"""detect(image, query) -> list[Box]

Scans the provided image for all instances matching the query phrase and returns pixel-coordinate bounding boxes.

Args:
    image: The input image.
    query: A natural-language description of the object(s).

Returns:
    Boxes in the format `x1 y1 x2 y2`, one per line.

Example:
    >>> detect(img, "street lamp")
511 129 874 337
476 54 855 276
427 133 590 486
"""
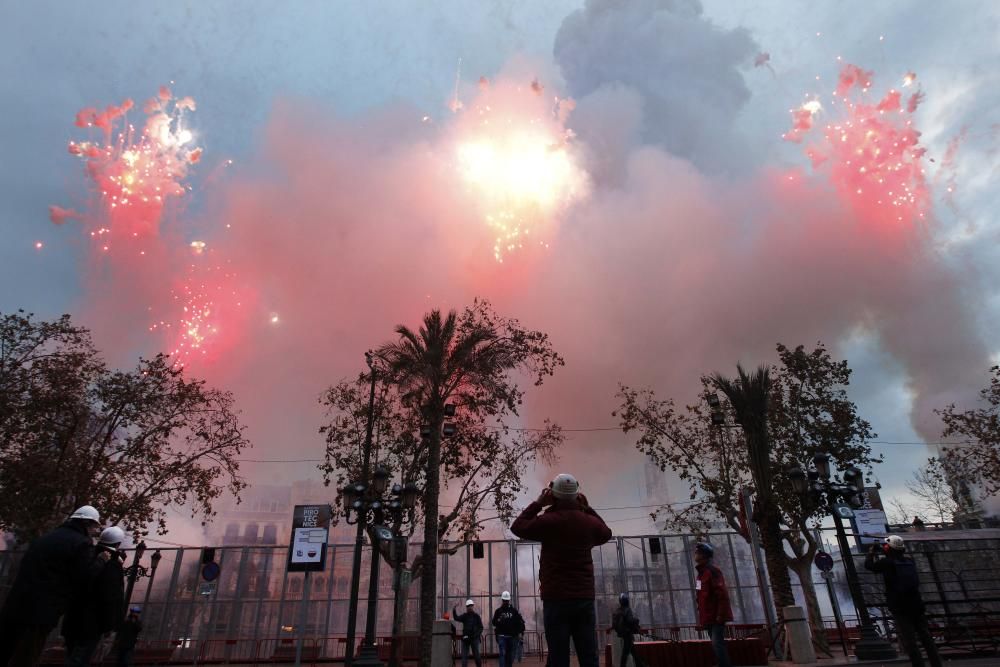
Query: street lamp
786 454 896 660
343 465 421 667
123 542 162 617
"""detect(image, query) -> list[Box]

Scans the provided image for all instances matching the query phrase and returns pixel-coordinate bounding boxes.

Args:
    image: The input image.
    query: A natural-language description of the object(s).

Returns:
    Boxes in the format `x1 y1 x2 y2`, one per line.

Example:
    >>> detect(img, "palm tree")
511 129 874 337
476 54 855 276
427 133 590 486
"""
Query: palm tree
379 305 555 665
713 364 795 625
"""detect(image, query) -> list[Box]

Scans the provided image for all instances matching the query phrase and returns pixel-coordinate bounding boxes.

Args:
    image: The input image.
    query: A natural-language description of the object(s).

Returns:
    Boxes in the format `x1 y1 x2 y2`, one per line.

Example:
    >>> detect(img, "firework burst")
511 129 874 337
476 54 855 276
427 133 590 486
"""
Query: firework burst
786 63 930 226
63 86 201 242
451 78 589 262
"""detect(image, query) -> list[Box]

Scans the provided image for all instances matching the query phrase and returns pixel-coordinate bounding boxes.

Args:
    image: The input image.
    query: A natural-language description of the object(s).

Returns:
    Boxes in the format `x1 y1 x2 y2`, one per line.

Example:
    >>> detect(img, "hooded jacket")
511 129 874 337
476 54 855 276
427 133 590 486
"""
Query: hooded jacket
0 520 96 628
510 501 612 600
491 602 525 636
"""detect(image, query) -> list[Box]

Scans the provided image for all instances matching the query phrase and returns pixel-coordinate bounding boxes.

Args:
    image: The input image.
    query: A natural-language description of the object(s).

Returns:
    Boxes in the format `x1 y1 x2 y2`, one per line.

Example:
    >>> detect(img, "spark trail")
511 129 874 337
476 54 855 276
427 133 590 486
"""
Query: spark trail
785 63 930 227
62 86 201 245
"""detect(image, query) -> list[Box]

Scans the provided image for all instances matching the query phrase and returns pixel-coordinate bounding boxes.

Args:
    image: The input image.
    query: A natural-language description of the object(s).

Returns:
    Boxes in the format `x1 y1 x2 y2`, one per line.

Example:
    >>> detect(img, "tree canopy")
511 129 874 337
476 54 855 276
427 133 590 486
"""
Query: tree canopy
0 311 250 542
937 365 1000 501
616 342 879 645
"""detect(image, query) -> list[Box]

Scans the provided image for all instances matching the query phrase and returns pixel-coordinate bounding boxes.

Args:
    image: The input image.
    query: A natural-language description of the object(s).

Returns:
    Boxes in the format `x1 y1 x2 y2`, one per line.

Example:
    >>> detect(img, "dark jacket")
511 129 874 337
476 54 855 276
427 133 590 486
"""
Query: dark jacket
0 521 96 628
695 562 734 627
865 549 924 615
491 603 525 636
510 501 612 600
612 604 641 638
62 548 125 642
117 616 143 650
452 606 484 639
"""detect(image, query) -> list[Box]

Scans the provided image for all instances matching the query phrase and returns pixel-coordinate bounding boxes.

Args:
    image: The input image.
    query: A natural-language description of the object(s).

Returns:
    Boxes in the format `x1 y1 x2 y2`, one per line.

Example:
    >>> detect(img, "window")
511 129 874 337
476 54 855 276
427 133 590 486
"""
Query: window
262 525 278 544
244 523 259 542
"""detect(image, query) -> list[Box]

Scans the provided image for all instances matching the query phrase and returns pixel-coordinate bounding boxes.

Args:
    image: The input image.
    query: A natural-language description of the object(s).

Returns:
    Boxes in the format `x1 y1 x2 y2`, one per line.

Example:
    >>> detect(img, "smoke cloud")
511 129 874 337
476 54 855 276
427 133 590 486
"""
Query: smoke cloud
50 2 991 534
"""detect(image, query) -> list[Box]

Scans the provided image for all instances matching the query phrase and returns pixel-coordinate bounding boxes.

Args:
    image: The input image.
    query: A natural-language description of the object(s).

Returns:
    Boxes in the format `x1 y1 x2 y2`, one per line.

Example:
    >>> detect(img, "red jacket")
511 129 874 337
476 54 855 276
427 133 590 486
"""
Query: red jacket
695 563 734 627
510 501 612 600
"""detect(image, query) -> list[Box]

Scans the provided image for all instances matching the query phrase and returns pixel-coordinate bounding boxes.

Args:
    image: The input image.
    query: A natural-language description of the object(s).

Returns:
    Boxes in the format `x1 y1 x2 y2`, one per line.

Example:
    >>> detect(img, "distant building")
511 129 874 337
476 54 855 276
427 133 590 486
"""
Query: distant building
204 479 355 546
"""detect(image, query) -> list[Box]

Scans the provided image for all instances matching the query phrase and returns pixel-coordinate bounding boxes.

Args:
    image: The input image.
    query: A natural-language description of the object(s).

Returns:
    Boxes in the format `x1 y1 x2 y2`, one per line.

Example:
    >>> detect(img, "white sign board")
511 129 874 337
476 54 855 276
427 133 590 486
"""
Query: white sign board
287 505 331 572
853 508 889 545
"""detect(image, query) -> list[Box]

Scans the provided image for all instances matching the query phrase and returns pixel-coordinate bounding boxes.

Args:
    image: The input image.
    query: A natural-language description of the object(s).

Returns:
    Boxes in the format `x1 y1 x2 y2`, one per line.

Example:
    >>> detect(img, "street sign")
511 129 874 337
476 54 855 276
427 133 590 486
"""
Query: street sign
832 503 855 519
853 508 889 546
287 504 331 572
198 581 217 596
201 561 221 582
814 551 834 572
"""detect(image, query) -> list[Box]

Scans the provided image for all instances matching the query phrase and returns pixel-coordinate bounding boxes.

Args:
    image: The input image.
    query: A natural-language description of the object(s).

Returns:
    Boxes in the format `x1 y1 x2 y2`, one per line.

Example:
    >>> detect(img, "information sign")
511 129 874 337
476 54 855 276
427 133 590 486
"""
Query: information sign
287 504 331 572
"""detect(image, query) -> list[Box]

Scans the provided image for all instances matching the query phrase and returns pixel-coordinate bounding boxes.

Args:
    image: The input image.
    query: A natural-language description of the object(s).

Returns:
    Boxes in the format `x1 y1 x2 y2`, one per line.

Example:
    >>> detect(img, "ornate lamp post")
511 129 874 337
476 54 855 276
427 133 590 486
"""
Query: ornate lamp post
123 542 163 616
787 453 897 660
343 467 421 667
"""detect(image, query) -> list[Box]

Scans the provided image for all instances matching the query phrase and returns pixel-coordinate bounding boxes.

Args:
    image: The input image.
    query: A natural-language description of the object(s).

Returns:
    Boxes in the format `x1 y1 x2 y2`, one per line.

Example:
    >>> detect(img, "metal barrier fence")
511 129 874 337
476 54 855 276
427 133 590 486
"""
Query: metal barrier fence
0 531 773 649
4 525 999 659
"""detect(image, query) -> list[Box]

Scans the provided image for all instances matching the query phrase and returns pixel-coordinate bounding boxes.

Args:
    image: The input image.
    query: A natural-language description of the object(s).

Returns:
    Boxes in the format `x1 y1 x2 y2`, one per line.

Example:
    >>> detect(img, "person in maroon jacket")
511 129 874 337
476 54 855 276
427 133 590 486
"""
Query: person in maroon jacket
693 542 733 667
510 473 612 667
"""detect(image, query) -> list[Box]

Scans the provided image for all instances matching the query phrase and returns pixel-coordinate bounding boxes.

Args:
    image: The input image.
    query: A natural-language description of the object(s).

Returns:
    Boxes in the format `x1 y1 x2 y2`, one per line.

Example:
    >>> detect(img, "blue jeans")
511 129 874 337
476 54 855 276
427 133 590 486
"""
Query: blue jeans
461 636 482 667
542 599 598 667
704 624 731 667
497 635 516 667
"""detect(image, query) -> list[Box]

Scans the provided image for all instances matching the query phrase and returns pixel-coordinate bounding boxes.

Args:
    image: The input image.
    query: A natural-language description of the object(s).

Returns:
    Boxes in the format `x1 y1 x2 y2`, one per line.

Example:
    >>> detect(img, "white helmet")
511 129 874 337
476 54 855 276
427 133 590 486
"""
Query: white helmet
550 473 580 500
99 526 125 546
70 506 100 523
886 535 905 551
501 591 511 601
465 599 474 607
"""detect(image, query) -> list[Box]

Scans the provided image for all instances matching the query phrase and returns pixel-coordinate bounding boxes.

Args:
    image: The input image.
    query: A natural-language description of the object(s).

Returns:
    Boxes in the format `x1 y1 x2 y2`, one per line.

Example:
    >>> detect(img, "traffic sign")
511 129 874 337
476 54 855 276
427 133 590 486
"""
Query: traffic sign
201 561 221 582
814 551 834 572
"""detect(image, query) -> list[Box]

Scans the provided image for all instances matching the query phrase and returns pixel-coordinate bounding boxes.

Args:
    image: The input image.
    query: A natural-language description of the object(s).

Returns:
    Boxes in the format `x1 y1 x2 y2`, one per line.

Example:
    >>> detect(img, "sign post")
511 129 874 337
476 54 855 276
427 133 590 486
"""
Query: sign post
851 486 888 549
287 505 331 667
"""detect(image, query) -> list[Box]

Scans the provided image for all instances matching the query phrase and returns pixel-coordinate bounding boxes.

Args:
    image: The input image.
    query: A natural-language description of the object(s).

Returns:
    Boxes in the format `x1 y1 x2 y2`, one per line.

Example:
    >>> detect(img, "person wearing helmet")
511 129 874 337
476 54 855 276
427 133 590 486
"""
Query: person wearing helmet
510 473 612 667
0 505 103 667
611 593 644 667
491 591 525 667
451 599 483 667
63 526 128 666
115 607 143 667
693 542 733 667
865 535 942 667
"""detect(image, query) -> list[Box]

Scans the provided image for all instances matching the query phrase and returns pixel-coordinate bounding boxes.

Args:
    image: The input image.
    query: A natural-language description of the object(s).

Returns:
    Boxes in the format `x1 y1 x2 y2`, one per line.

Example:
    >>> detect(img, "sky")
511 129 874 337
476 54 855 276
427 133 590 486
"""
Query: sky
1 0 998 541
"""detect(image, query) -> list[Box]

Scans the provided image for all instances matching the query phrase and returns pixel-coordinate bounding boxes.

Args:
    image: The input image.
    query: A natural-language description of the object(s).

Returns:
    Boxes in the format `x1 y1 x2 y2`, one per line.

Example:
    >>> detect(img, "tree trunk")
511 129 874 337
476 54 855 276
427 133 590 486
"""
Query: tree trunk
389 571 412 667
790 557 831 655
758 503 796 623
418 411 444 667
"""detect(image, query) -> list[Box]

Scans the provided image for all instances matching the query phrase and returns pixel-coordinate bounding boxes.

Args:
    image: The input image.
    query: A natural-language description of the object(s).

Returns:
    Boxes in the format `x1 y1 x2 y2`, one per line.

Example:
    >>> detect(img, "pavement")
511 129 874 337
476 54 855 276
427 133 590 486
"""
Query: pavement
769 655 998 667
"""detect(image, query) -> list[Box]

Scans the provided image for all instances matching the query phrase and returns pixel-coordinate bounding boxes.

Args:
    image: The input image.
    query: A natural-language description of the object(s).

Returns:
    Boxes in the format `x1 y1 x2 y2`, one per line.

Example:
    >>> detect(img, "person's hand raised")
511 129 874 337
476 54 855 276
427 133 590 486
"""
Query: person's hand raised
537 488 555 507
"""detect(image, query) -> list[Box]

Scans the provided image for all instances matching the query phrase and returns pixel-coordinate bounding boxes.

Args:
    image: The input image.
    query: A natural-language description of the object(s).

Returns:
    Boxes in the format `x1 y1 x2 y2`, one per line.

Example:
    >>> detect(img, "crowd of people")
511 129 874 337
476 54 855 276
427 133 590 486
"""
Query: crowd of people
0 480 944 667
0 505 142 667
470 473 940 667
453 472 735 667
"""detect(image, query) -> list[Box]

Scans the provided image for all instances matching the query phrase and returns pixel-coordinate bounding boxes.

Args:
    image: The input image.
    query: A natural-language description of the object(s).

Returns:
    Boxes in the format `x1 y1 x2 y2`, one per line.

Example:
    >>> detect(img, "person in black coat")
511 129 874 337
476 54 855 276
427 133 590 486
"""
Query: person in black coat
451 600 483 667
63 527 127 666
864 536 942 667
611 594 645 667
491 592 525 667
0 506 103 667
115 608 143 667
